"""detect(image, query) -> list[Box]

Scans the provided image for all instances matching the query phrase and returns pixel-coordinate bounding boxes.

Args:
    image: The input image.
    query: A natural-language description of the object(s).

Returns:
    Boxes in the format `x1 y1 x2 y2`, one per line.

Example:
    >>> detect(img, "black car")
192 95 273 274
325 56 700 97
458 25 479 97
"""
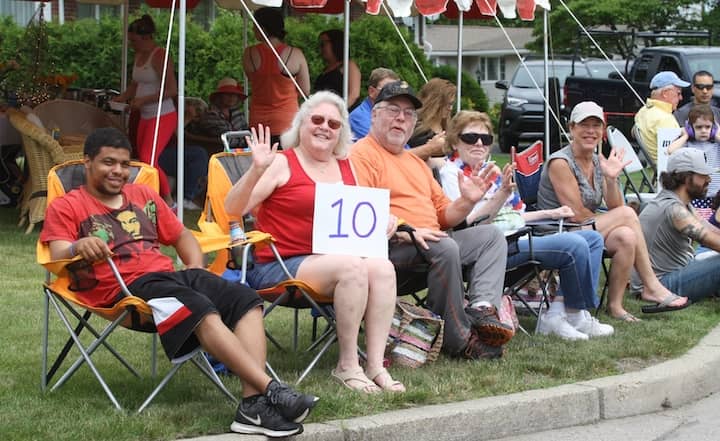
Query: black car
495 58 591 152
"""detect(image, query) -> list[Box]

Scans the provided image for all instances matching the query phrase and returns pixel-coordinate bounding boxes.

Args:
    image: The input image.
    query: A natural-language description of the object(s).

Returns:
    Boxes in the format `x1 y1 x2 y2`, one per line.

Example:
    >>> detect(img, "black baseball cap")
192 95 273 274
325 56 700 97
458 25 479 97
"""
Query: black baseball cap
374 81 423 109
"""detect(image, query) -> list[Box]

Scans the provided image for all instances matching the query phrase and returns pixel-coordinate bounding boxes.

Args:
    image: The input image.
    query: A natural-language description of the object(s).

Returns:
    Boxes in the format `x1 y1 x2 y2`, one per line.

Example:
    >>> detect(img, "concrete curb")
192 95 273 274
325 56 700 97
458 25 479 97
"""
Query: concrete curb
186 325 720 441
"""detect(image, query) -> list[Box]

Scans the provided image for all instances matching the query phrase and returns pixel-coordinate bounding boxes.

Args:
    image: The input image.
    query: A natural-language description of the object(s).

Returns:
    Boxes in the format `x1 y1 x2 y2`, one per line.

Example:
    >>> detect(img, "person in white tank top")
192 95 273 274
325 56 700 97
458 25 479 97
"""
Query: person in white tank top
113 14 177 206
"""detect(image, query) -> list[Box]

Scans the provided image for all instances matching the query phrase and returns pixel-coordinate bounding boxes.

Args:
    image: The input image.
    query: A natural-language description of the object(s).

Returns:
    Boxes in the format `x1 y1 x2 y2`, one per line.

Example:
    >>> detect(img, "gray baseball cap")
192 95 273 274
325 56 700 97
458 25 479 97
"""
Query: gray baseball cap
667 148 716 176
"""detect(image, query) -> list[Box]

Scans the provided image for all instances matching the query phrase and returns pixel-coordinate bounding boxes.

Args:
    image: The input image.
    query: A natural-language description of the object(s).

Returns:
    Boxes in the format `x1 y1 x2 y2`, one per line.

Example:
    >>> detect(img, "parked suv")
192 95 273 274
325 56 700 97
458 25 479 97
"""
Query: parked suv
495 58 591 152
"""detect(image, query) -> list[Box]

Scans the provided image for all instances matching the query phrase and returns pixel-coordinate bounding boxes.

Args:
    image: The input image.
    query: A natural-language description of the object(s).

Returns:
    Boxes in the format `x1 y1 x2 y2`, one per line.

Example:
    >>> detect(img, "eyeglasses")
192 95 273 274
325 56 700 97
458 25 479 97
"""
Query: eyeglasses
377 104 417 119
459 132 493 145
694 84 714 91
310 114 342 130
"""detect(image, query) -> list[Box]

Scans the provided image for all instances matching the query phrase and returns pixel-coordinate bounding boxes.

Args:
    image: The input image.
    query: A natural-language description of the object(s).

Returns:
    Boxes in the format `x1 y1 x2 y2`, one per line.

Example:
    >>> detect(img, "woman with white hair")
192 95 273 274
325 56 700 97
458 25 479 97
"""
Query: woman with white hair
225 91 404 394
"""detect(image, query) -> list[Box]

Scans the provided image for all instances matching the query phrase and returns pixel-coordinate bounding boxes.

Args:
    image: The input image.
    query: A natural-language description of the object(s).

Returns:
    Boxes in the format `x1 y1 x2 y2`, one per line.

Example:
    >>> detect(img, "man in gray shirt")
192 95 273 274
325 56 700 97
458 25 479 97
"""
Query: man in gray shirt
632 148 720 308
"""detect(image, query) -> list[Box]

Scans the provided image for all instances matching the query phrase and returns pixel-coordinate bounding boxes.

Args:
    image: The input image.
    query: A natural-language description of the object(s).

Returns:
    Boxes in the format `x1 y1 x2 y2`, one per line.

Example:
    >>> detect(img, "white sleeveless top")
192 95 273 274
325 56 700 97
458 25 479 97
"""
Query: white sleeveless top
132 47 175 119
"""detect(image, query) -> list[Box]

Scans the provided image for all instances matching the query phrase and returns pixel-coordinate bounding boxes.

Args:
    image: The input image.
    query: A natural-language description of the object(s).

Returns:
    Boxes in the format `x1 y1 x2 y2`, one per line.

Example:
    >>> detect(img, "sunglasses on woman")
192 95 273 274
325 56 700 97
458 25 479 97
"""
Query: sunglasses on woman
310 114 342 130
459 132 493 145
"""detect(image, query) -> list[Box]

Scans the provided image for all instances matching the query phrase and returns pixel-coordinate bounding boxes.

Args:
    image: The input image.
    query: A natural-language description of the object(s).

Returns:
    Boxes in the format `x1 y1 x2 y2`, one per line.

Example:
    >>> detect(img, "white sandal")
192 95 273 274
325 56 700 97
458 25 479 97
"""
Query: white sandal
366 367 406 393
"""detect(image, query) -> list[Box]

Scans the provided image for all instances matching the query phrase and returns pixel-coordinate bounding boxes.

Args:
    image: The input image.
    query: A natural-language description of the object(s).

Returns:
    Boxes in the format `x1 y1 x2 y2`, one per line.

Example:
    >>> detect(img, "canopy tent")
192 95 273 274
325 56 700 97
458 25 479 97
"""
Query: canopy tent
27 0 560 218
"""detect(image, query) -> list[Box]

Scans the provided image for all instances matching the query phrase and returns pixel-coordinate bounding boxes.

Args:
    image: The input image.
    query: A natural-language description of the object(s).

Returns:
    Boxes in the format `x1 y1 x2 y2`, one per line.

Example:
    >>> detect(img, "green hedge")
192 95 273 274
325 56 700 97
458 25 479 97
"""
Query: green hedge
0 11 486 110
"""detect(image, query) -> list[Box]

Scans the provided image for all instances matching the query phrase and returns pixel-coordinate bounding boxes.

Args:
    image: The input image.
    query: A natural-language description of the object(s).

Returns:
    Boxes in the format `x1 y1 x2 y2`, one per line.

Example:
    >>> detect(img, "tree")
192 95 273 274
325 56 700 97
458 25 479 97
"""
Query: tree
528 0 701 58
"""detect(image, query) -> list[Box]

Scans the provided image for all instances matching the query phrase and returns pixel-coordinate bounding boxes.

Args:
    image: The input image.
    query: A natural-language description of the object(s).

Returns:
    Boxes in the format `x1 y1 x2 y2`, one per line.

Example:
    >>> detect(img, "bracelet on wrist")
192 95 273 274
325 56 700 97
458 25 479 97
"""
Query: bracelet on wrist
69 241 77 257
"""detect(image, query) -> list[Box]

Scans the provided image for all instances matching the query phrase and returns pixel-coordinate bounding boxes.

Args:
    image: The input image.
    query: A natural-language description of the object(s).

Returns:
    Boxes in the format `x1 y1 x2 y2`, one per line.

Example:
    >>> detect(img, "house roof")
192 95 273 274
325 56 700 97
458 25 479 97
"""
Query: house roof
423 25 534 57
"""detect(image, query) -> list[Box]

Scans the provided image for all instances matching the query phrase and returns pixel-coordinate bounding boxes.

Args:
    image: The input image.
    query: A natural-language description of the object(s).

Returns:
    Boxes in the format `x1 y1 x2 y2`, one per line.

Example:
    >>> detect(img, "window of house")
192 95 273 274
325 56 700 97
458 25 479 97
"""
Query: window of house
476 57 506 82
76 3 120 19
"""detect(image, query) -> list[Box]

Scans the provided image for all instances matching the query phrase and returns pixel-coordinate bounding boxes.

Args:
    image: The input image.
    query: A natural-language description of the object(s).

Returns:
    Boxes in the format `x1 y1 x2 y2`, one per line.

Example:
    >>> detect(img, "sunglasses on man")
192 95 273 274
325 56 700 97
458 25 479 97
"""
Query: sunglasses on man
694 83 714 91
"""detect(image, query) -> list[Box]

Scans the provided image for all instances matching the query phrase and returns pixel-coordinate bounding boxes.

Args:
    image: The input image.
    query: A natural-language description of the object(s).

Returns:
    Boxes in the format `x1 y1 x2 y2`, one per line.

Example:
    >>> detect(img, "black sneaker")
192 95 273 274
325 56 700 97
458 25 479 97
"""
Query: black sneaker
231 395 303 438
265 379 319 423
465 305 515 347
462 329 504 360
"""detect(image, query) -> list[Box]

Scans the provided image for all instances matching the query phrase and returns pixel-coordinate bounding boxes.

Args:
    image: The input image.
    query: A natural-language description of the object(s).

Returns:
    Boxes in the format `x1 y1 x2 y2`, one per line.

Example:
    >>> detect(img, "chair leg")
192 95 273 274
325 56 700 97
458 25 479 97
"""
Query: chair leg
595 258 611 317
191 353 238 404
296 333 337 385
53 295 140 381
45 309 92 384
266 361 281 383
293 309 299 351
46 294 123 410
41 292 50 391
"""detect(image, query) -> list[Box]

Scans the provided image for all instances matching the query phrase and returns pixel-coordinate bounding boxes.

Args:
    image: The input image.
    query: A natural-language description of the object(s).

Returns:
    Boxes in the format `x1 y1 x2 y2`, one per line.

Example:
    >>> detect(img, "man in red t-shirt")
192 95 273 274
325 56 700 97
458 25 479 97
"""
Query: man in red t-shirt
40 127 316 438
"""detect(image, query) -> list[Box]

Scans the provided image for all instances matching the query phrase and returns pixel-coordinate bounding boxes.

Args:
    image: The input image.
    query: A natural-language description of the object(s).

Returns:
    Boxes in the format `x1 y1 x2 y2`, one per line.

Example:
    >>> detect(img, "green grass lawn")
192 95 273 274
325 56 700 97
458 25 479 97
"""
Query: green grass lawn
2 201 719 441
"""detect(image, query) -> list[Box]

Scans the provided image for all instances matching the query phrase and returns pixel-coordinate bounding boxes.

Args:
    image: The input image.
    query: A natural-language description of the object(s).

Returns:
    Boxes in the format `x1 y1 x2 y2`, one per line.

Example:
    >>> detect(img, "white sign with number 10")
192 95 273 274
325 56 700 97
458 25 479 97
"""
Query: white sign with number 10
312 183 390 258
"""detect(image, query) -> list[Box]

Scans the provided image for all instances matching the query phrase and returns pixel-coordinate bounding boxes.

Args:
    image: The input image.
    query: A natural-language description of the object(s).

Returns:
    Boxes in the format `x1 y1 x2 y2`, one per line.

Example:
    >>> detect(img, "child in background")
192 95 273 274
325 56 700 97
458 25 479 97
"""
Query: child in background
667 104 720 219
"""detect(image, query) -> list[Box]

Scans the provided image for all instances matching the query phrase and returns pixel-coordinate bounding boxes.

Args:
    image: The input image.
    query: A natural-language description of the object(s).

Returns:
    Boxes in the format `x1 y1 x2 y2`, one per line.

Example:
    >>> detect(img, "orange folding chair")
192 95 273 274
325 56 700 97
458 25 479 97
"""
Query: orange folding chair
40 160 237 411
198 151 338 384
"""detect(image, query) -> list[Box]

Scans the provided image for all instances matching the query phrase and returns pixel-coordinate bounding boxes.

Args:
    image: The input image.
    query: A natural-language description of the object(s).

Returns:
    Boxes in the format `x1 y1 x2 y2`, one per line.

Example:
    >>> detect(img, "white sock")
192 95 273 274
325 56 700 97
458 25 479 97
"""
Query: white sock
547 300 565 316
471 300 492 309
566 310 584 323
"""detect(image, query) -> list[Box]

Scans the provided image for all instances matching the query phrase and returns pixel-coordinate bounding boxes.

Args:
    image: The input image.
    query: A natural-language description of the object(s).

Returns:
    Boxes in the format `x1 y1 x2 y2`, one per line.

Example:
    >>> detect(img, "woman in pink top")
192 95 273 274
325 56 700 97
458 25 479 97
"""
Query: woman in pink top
114 15 177 205
243 7 310 147
225 92 404 394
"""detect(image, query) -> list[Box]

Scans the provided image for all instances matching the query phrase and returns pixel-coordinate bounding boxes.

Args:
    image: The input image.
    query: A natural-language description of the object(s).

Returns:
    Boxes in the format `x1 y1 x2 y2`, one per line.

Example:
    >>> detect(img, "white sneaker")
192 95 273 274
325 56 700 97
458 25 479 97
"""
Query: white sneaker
537 312 589 341
567 310 614 337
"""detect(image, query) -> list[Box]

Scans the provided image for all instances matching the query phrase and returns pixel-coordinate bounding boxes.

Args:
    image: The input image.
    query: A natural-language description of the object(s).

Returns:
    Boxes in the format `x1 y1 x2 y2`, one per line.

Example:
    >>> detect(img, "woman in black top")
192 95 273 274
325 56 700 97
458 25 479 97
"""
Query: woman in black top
314 29 360 108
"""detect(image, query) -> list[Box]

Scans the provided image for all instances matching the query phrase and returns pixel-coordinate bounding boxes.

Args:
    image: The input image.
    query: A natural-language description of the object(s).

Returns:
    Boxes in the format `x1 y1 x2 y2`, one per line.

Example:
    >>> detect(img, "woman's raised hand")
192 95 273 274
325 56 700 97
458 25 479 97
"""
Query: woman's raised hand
247 124 278 172
599 147 631 180
499 162 516 194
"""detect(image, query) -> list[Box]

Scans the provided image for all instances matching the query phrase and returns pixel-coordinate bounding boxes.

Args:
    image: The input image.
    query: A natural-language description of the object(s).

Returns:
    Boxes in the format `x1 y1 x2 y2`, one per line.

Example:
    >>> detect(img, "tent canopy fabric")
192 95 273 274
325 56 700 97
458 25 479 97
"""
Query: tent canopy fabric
75 0 549 18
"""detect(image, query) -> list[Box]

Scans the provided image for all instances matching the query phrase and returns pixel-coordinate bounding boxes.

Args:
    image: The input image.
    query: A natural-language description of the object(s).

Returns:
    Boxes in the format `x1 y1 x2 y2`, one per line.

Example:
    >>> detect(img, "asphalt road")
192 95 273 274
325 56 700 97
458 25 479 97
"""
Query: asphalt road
492 391 720 441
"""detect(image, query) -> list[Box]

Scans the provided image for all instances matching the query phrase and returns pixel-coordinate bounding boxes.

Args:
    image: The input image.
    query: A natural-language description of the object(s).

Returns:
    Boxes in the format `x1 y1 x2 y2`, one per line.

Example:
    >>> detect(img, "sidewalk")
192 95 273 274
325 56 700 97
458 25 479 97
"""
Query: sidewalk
186 325 720 441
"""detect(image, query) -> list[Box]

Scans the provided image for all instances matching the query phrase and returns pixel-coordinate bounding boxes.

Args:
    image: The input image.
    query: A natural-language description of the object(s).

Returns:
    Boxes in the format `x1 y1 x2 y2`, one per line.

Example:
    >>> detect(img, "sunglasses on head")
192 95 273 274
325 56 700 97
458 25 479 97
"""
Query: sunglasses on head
310 114 342 130
694 84 714 91
459 132 493 145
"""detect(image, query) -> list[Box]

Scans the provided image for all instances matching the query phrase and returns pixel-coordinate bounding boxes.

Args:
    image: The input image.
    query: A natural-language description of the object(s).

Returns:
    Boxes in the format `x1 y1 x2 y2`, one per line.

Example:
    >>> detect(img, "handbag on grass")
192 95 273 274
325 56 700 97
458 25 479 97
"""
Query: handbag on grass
386 300 444 368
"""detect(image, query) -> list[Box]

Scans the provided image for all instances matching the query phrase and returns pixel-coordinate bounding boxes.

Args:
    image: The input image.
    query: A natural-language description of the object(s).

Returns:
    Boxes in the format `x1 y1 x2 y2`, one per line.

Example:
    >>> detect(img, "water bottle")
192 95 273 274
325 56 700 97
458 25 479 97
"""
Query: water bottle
229 220 245 268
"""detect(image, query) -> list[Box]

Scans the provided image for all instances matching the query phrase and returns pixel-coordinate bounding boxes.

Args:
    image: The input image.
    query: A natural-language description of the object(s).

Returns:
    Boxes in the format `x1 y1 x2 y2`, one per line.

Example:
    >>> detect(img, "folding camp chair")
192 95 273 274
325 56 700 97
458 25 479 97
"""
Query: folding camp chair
40 160 237 412
513 140 544 212
631 124 660 186
198 151 338 384
512 141 599 325
607 126 657 207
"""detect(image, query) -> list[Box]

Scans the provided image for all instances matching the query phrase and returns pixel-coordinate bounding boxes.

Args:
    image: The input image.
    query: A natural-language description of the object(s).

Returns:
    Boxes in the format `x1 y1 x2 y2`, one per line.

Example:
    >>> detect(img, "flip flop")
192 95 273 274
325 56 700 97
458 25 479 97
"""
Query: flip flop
331 368 381 394
610 312 642 322
366 367 406 393
641 293 690 314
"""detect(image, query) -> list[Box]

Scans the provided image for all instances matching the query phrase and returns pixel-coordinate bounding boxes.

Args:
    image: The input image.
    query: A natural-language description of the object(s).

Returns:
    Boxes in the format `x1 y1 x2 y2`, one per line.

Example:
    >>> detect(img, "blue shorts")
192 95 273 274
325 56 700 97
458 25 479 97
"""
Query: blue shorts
245 255 307 289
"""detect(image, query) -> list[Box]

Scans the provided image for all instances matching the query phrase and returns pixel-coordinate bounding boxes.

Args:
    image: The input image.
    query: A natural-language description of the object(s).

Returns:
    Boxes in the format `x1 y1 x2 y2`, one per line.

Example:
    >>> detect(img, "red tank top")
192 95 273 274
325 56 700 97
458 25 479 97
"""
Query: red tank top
248 44 299 135
255 149 356 262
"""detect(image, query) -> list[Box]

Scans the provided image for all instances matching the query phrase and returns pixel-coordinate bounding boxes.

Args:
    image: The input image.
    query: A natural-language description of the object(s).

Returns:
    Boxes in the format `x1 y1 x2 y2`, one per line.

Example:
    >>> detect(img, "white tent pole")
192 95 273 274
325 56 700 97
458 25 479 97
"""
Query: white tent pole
121 0 128 93
177 0 187 221
343 0 350 104
58 0 65 24
456 11 463 113
543 8 550 159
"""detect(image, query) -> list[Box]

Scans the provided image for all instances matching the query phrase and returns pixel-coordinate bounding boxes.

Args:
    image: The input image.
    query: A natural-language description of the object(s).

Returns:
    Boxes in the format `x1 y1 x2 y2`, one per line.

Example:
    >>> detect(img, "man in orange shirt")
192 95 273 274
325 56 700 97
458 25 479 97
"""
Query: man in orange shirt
350 81 513 360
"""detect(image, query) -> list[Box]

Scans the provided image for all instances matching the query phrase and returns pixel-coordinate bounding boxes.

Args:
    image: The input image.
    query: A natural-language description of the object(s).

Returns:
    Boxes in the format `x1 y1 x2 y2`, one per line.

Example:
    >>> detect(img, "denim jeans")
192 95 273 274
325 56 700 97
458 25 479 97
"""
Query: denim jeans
506 229 604 310
659 253 720 303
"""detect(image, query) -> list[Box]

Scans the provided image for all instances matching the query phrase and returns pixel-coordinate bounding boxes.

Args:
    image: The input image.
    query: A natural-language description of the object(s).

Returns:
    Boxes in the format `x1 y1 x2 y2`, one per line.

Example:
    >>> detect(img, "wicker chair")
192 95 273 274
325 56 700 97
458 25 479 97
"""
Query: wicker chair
7 108 82 233
33 99 122 136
